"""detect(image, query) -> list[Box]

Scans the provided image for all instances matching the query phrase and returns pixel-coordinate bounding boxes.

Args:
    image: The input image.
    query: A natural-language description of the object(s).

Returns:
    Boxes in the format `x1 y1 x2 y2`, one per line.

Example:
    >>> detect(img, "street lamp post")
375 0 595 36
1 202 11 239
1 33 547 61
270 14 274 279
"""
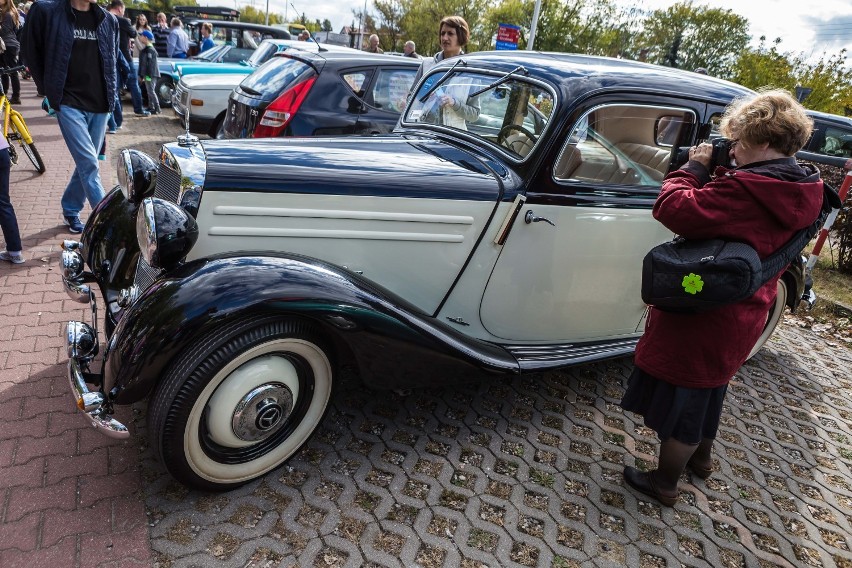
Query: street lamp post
265 0 269 25
527 0 542 50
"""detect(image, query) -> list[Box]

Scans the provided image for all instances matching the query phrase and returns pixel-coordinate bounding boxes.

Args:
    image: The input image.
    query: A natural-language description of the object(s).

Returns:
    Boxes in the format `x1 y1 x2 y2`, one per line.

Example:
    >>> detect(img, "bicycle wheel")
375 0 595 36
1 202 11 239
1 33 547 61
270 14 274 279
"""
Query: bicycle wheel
9 121 46 174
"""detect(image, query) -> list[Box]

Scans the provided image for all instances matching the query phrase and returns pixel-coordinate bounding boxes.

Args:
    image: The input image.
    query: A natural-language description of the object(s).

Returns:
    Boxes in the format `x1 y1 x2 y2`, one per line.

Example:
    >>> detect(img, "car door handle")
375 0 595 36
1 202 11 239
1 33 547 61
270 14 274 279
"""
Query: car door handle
525 210 555 227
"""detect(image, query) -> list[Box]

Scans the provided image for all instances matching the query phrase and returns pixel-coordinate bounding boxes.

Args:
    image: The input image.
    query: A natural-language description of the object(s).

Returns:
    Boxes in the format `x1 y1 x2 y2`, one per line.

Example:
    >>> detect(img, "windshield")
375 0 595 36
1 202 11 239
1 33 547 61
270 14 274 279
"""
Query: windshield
246 41 278 66
404 70 554 159
195 44 229 61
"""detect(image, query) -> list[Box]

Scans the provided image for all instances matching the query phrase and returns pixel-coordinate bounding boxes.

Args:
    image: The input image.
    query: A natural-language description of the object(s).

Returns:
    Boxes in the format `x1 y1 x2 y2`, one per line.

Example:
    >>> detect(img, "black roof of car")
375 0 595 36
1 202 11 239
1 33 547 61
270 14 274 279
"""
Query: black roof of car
807 109 852 127
184 19 292 37
420 51 754 105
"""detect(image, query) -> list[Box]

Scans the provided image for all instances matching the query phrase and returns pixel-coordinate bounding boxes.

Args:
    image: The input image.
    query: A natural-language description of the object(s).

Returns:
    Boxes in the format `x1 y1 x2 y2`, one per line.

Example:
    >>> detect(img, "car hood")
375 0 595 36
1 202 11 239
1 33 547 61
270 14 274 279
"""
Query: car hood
181 73 247 90
176 62 253 77
199 136 517 201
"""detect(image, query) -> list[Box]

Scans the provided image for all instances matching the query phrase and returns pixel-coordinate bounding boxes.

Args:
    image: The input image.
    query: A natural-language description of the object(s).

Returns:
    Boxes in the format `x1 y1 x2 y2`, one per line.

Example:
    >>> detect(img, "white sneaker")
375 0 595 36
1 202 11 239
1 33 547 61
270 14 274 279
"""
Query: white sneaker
0 251 25 264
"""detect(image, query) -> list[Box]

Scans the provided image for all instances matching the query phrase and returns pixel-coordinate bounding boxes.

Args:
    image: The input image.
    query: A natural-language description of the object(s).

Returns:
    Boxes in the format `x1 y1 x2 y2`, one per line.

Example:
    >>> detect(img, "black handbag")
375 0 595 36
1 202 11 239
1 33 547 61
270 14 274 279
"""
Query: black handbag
641 184 839 313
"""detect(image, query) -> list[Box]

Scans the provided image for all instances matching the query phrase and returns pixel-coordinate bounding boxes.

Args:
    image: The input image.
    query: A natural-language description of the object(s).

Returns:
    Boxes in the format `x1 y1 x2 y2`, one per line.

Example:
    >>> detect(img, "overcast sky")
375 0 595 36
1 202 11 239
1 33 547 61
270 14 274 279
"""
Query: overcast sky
206 0 852 59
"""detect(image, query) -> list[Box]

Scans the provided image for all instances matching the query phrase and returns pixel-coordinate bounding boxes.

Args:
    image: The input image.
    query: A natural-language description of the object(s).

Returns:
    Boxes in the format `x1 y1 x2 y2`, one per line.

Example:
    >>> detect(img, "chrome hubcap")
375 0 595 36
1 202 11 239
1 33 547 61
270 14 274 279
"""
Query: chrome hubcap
231 384 293 442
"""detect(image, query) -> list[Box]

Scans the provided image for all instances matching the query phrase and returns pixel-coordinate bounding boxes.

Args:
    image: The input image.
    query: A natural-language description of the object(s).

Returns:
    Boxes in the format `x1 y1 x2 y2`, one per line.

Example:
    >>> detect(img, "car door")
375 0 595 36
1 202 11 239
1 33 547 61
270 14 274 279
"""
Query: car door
355 66 418 134
479 98 705 342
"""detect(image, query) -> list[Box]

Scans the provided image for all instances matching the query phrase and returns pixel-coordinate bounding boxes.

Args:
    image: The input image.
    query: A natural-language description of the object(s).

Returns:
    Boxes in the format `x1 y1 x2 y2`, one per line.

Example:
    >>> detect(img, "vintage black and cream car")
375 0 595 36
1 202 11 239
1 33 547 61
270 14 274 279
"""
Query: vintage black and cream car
60 52 811 490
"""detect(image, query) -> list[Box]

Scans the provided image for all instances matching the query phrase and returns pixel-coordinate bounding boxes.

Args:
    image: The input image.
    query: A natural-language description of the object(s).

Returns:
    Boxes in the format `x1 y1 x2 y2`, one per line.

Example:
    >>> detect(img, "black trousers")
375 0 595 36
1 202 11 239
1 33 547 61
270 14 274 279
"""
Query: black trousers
1 47 20 100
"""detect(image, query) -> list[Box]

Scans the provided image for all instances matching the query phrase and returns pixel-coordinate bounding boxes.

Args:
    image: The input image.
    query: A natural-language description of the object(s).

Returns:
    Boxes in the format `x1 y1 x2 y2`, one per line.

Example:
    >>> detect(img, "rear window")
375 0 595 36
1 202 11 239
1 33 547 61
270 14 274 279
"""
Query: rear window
246 42 279 66
240 56 315 95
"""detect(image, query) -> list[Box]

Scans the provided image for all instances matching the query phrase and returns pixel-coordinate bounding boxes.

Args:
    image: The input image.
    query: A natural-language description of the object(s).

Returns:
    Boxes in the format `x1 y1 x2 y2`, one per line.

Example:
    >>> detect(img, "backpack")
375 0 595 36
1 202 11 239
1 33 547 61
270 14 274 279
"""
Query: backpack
641 184 840 313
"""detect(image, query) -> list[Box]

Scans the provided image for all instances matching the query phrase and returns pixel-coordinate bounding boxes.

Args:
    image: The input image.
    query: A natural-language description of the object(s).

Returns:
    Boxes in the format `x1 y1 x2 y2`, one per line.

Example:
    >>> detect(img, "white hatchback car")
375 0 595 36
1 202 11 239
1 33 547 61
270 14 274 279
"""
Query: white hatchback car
172 73 246 138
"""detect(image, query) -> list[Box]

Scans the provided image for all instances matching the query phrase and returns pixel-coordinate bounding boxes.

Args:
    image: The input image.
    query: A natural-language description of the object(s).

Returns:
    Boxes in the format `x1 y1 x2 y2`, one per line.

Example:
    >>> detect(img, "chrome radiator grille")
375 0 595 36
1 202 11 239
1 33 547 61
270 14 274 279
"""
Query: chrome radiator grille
154 162 182 203
174 83 188 113
132 163 182 292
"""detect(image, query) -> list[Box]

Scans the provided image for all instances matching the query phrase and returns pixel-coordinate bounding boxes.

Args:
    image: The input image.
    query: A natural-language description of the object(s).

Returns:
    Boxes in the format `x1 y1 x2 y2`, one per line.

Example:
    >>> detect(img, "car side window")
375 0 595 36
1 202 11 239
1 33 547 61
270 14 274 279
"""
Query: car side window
553 104 695 188
369 69 416 113
341 71 371 98
815 125 852 157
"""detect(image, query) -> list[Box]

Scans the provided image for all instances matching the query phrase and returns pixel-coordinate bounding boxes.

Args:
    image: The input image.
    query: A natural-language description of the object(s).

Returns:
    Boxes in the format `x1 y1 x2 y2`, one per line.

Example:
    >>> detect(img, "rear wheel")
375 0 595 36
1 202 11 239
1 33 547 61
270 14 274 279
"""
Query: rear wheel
747 279 788 360
148 317 334 490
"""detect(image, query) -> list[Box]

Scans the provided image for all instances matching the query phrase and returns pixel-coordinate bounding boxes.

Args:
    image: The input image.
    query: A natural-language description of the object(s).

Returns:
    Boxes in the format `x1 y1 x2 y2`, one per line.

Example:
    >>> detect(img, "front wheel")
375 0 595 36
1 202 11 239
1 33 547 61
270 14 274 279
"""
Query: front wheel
747 279 788 360
155 76 175 108
148 317 334 490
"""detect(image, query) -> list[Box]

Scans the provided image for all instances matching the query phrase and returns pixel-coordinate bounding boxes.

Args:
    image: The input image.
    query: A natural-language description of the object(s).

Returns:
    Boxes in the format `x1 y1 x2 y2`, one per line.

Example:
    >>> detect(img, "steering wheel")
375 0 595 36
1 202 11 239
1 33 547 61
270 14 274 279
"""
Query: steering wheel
497 124 538 156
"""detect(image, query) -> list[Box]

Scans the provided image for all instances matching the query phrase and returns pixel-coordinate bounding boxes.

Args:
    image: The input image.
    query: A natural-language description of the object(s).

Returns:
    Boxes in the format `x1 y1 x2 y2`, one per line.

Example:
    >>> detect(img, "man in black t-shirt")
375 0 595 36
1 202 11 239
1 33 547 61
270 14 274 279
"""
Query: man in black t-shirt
21 0 120 233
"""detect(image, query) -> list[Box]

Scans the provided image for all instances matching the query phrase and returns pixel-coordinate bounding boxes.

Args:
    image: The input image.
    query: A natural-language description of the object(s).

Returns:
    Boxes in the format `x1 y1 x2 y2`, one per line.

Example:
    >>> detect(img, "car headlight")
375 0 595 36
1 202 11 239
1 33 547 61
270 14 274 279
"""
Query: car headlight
117 149 158 204
136 197 199 270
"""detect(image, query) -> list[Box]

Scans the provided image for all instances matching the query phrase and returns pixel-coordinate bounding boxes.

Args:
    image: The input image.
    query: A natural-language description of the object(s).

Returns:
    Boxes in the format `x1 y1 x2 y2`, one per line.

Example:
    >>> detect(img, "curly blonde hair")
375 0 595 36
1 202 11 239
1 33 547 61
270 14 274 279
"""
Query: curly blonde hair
719 89 813 156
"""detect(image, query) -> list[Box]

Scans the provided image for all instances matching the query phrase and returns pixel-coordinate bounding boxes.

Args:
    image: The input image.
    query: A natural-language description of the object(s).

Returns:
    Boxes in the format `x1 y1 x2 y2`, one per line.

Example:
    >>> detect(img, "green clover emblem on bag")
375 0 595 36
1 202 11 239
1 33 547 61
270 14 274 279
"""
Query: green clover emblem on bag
682 273 704 295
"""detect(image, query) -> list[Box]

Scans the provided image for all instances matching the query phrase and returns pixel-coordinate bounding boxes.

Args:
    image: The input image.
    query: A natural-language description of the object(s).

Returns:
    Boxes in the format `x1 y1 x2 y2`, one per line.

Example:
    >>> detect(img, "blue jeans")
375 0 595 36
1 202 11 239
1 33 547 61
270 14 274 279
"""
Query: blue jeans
0 148 21 252
124 60 145 113
56 106 109 217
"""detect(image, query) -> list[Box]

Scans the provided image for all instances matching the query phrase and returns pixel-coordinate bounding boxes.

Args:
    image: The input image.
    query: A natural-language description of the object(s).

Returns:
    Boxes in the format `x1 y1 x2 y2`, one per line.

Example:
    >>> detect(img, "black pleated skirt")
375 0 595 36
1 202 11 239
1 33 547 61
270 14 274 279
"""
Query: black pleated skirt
620 367 728 444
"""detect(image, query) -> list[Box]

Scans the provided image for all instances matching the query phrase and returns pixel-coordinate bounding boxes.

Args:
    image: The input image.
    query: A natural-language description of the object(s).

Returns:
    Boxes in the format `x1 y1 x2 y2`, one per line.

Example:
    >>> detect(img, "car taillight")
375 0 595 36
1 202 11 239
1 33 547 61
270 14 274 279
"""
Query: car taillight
253 76 317 138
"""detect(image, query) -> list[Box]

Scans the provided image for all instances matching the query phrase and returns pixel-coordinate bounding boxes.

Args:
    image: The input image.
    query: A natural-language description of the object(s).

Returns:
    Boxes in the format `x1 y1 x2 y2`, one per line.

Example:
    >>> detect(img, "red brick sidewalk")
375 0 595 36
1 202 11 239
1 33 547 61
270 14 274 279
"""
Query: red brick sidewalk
0 80 152 567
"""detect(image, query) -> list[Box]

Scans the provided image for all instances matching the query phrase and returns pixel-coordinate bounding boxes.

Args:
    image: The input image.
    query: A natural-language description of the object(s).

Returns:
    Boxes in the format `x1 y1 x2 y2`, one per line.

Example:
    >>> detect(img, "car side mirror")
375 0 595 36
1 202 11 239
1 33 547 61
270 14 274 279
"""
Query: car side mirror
347 96 364 113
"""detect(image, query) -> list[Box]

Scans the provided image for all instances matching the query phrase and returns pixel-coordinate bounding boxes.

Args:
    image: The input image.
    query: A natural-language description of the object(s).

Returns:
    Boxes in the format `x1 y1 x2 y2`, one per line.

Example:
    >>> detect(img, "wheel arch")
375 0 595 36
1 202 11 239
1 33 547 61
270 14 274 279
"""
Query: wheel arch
105 253 517 404
208 110 227 139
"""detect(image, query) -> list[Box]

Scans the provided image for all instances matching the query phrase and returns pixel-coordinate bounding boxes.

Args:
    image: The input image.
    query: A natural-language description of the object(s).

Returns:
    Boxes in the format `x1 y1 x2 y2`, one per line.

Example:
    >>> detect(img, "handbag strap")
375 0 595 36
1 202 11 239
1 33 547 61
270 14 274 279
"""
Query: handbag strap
759 183 839 283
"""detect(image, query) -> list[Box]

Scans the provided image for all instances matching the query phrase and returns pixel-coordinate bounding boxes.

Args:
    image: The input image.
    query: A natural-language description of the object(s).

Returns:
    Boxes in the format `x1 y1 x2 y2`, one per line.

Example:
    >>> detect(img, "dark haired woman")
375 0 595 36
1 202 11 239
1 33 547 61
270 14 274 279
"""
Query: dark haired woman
0 0 21 104
410 16 478 128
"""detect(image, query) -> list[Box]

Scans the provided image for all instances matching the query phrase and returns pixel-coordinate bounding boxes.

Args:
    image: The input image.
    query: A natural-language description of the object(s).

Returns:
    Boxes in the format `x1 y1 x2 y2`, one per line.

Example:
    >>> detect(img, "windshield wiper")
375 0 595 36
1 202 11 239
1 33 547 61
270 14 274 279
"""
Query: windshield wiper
469 66 529 99
418 58 467 103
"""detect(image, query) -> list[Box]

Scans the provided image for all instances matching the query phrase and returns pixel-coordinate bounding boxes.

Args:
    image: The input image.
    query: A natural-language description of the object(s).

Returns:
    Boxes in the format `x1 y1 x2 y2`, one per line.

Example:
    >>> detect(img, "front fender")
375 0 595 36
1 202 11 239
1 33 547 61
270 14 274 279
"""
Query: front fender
106 253 519 403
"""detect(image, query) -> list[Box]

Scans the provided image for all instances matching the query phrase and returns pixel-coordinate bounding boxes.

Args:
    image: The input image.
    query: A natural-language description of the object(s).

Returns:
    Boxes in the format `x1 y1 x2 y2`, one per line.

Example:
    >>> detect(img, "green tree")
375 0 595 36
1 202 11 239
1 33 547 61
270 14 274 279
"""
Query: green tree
322 19 333 32
398 0 487 55
635 1 749 76
374 0 405 52
729 37 796 89
791 50 852 115
238 5 281 24
143 0 198 16
730 39 852 115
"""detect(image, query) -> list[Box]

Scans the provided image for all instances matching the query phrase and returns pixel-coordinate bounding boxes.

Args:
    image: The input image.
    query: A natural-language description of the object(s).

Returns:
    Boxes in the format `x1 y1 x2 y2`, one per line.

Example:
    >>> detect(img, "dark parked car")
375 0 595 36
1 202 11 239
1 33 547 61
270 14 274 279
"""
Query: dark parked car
61 52 812 490
799 110 852 175
223 50 419 138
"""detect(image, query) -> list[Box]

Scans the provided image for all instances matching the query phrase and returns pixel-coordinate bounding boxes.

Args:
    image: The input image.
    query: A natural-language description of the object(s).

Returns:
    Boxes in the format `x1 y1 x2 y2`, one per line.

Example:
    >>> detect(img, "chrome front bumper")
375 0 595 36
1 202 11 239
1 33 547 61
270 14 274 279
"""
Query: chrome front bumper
61 241 129 439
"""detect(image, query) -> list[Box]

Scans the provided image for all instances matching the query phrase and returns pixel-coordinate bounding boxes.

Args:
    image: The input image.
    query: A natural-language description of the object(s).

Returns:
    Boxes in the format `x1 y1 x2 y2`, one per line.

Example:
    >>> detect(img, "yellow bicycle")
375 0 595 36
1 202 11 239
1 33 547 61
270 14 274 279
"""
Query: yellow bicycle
1 65 45 174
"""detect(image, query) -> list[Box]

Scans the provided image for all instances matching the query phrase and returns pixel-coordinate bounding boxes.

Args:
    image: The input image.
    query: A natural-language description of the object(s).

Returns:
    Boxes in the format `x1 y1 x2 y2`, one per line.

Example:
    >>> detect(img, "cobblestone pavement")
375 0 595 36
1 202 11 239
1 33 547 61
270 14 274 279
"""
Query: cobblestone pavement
2 78 852 568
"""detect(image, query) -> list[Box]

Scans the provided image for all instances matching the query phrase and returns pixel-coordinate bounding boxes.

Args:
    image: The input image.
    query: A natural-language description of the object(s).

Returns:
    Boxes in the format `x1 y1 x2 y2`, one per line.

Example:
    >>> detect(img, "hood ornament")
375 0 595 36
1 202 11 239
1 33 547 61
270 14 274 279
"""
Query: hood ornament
177 85 199 147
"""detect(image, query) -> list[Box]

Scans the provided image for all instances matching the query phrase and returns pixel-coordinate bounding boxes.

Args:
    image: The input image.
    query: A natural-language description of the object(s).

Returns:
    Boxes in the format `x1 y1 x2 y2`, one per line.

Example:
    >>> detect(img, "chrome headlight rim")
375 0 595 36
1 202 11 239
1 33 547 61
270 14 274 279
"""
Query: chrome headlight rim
118 149 134 201
136 197 199 270
137 198 158 267
118 149 158 204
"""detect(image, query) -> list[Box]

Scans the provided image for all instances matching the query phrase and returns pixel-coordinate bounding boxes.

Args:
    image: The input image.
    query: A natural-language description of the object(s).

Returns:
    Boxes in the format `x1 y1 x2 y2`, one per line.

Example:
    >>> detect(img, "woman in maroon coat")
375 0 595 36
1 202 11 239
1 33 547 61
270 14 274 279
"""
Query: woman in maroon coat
621 89 825 506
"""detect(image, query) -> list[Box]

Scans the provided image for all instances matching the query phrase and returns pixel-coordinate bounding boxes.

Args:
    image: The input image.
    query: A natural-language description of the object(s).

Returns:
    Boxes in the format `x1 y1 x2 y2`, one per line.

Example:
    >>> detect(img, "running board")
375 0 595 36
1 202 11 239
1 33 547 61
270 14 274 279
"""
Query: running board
505 337 638 372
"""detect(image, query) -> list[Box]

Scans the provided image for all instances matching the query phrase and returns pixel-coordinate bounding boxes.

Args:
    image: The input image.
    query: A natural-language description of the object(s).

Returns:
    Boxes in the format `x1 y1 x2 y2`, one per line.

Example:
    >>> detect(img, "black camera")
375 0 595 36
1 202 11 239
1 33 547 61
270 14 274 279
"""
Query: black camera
672 137 735 170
